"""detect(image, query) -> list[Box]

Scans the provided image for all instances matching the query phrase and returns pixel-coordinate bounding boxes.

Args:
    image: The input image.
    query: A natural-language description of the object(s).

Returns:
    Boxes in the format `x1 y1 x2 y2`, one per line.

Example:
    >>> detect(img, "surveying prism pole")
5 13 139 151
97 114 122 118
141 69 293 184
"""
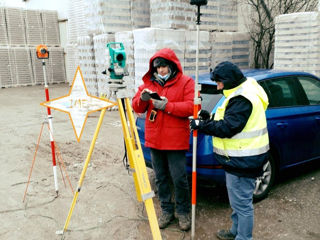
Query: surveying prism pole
36 45 59 194
190 1 207 239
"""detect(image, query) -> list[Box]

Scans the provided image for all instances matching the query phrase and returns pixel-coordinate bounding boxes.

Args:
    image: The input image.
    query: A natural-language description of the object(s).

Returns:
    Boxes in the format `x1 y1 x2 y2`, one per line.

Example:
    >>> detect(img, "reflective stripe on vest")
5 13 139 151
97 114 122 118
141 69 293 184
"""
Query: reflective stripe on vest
213 78 269 157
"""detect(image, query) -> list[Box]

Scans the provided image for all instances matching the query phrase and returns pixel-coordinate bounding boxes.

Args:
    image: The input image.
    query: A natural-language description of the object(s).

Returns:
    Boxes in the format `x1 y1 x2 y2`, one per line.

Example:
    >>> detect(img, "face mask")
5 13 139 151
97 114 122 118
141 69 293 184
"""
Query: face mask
158 73 170 81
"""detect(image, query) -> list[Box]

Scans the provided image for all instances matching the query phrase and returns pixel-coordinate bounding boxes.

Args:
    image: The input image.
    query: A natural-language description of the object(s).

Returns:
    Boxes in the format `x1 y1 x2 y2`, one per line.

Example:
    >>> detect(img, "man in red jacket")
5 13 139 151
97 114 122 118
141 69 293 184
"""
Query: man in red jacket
132 48 194 231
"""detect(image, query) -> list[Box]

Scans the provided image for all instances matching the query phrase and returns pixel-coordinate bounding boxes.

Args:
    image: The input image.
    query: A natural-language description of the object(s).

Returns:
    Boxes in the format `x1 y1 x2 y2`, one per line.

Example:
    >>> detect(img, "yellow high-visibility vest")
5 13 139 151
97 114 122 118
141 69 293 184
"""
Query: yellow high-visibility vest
213 77 269 157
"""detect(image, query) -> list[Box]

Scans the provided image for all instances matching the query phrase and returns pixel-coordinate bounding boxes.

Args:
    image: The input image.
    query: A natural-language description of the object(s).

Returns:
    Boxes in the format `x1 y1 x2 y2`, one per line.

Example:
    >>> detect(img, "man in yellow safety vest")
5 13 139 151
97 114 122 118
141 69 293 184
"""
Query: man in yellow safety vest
190 61 269 240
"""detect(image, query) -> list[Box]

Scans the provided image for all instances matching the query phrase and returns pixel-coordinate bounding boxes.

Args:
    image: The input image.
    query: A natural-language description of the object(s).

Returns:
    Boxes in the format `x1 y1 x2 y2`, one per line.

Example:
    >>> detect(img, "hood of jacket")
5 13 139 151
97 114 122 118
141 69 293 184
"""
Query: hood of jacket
210 61 246 90
142 48 183 84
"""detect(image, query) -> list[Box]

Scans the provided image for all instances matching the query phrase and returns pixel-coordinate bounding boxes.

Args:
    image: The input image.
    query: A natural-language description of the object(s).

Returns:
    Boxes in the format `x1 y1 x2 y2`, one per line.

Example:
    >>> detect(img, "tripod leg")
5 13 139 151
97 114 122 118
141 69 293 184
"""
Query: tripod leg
57 108 106 237
118 98 162 240
23 123 45 202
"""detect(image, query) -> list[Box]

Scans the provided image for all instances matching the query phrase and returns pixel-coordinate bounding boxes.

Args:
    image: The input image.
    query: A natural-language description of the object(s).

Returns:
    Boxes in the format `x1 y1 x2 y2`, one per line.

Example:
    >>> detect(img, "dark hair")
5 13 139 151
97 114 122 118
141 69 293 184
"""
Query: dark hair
153 57 170 68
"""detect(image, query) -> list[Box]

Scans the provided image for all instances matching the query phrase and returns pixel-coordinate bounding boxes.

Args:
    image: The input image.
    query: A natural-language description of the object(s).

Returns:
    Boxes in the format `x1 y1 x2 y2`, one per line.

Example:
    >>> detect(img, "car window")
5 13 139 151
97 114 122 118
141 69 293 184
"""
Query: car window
297 76 320 105
259 77 299 108
200 84 223 112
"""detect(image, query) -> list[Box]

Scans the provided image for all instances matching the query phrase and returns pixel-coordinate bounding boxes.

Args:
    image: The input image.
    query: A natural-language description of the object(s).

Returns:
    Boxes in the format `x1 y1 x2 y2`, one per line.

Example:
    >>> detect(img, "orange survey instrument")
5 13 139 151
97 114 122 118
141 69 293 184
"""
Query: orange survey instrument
36 44 49 59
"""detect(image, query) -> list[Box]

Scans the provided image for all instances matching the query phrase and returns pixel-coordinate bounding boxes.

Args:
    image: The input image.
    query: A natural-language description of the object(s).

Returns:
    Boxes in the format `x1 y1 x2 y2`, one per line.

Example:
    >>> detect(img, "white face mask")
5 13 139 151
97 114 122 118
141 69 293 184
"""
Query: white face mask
158 73 170 81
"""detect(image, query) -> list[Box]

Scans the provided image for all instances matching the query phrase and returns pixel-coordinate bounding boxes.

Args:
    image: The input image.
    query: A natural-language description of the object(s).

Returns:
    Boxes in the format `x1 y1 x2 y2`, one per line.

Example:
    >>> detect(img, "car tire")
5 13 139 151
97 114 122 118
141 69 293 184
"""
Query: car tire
253 154 276 201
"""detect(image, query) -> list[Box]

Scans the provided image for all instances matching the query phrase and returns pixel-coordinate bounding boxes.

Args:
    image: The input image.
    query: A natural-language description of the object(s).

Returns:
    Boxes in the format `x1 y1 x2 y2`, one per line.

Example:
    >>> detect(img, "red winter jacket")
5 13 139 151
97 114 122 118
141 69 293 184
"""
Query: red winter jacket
132 48 194 150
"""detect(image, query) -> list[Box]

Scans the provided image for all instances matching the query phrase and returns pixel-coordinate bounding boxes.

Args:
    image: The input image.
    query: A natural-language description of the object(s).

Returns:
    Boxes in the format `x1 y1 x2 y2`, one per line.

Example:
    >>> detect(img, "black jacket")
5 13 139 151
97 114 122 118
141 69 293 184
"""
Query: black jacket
198 62 268 178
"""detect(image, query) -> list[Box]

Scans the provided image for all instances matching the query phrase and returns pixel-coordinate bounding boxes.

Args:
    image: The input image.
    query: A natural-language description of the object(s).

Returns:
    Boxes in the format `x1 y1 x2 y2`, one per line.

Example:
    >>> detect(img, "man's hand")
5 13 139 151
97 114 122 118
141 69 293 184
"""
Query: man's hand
152 97 168 110
140 89 152 101
190 118 203 130
198 109 211 120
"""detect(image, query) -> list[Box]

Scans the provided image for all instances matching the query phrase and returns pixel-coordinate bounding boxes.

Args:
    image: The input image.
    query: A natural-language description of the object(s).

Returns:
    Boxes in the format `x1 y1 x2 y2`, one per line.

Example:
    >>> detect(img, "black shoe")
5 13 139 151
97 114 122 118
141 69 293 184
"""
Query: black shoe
177 214 191 231
217 229 235 240
158 212 174 229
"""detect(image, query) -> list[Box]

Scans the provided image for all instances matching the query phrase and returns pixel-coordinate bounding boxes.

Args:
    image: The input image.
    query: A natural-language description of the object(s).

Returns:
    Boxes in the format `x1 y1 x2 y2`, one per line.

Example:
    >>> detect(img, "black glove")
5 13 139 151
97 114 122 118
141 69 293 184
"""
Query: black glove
198 109 211 120
190 119 204 130
140 89 152 101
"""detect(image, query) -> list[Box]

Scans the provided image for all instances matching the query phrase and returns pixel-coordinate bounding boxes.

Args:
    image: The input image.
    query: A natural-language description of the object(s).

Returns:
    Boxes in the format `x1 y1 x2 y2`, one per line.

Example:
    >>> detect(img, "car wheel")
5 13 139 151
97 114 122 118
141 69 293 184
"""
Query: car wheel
253 155 276 201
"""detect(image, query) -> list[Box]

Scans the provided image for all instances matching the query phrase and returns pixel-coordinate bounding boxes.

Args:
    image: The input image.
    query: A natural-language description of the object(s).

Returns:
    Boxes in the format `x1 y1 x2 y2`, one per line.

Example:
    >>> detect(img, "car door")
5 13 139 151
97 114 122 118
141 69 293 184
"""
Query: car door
259 75 319 168
296 76 320 159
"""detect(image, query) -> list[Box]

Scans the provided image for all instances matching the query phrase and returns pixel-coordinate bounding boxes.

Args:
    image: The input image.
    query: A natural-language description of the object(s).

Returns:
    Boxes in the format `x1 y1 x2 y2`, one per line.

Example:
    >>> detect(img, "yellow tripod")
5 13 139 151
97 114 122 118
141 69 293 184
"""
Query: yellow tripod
57 97 162 239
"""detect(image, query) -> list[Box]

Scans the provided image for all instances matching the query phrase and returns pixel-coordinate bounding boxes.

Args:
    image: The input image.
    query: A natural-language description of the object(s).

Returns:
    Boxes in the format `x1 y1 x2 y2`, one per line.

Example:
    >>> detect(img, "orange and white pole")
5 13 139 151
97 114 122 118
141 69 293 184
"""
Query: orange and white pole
42 58 59 194
191 20 200 239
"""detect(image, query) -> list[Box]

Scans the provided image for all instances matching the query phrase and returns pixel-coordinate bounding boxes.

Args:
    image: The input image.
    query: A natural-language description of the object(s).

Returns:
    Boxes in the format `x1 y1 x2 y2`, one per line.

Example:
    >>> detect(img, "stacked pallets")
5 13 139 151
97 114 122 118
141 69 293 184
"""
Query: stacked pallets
0 7 66 88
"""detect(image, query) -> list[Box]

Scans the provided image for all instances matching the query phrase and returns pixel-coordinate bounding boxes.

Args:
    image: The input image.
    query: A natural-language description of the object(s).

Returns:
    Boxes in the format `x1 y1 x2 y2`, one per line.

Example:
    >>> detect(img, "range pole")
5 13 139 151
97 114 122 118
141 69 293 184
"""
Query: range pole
37 45 59 194
190 1 207 239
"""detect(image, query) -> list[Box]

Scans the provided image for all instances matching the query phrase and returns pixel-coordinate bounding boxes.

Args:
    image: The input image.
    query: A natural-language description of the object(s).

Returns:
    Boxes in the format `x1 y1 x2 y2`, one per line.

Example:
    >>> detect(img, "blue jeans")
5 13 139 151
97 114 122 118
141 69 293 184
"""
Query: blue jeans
226 172 255 240
150 148 190 215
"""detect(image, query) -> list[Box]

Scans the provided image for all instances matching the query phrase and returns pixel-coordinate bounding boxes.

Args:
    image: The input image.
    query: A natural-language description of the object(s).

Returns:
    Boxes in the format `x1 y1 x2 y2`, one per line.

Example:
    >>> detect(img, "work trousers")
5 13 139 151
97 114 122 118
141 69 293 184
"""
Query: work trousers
226 172 255 240
150 148 190 215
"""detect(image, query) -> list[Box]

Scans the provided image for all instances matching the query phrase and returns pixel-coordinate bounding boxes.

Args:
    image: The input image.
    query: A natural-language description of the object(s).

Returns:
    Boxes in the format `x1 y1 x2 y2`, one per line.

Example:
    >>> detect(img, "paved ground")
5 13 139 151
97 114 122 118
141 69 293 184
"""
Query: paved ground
0 83 319 240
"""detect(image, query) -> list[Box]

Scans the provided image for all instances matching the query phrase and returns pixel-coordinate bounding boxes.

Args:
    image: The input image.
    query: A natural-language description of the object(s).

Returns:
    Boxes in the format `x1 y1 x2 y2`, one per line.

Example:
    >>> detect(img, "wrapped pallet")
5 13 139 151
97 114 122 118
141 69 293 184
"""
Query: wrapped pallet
184 30 211 76
274 12 320 77
41 10 60 46
5 8 26 46
0 8 8 45
77 36 98 96
10 47 33 86
211 32 250 69
85 0 131 35
0 47 13 87
133 27 185 88
67 0 87 43
200 0 237 32
231 32 250 69
150 0 195 30
48 47 67 84
66 43 79 85
24 9 44 46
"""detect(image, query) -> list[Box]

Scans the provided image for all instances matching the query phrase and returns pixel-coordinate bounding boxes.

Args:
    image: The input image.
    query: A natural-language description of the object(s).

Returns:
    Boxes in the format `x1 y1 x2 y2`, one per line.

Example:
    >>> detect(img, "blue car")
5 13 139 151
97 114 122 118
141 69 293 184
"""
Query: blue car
136 69 320 200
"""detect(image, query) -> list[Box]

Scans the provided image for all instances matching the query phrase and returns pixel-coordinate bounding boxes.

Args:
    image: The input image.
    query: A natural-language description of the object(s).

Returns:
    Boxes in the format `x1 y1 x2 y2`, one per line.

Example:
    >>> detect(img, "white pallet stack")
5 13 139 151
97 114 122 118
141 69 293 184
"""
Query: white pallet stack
93 33 115 98
211 32 233 69
67 0 86 43
66 43 79 84
200 0 237 32
131 0 150 28
150 0 195 30
42 10 60 46
0 8 8 45
217 0 238 32
5 8 26 46
10 47 33 86
25 9 44 46
85 0 132 35
231 32 250 69
211 32 250 69
0 47 13 87
48 47 66 84
77 36 98 96
184 30 211 76
274 12 320 76
133 28 185 89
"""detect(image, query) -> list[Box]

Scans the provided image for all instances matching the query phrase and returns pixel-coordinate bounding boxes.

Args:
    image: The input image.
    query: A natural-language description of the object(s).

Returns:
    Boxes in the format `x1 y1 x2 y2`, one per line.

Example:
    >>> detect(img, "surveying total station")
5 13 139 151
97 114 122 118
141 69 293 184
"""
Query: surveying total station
107 42 162 239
